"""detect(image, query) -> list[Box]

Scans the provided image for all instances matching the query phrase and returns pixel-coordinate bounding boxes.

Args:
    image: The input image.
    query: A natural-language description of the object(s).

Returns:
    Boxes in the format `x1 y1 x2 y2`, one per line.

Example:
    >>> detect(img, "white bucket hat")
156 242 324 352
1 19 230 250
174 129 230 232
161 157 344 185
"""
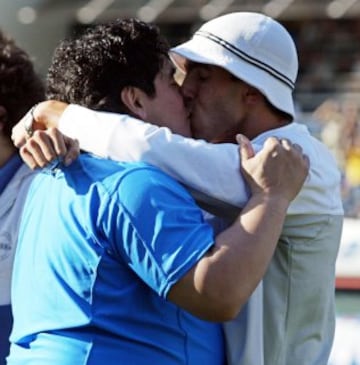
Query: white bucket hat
170 12 298 119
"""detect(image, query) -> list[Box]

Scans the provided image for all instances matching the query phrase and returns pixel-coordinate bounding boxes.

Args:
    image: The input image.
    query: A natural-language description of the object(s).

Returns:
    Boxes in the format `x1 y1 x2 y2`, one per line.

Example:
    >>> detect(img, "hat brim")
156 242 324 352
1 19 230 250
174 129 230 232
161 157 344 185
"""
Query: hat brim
170 35 295 119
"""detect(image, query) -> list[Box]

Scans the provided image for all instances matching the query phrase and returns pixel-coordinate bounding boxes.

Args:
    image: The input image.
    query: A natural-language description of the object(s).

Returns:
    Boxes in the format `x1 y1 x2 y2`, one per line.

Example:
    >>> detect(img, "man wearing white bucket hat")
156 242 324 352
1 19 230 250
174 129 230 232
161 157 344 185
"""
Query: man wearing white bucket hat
170 12 297 141
12 12 343 365
171 14 342 365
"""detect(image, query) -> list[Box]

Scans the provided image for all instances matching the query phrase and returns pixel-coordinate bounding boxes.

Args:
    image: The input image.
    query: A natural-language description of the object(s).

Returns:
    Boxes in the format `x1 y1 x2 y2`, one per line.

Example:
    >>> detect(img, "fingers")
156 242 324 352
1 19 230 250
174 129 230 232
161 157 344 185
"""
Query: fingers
279 138 292 151
263 137 305 159
19 131 56 169
236 133 255 160
18 129 79 169
292 142 302 153
243 135 309 201
302 153 310 170
277 139 309 170
63 136 80 166
46 128 67 156
291 142 309 168
20 143 48 170
19 146 40 170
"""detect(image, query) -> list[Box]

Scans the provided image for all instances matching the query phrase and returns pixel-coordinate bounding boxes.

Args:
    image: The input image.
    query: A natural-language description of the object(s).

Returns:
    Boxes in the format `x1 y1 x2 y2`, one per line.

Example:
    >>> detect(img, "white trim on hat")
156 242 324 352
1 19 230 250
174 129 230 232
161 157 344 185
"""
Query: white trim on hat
195 30 295 91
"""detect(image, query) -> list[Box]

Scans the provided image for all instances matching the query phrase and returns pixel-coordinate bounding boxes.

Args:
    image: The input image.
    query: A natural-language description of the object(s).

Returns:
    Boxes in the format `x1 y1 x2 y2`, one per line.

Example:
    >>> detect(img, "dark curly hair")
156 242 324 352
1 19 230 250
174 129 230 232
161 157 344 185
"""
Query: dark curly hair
0 30 45 138
46 18 170 114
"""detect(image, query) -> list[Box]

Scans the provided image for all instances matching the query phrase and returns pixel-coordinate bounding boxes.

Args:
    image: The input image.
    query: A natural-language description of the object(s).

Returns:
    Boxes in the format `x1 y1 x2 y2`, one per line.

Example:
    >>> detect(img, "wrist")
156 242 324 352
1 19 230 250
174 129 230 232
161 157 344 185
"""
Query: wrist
32 100 69 130
251 191 291 213
23 104 40 137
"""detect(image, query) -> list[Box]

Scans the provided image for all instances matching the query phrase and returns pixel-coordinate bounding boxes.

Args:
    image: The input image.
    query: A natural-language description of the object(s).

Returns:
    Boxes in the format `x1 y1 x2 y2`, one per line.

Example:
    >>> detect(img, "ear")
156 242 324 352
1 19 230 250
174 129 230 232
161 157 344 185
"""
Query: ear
120 86 147 120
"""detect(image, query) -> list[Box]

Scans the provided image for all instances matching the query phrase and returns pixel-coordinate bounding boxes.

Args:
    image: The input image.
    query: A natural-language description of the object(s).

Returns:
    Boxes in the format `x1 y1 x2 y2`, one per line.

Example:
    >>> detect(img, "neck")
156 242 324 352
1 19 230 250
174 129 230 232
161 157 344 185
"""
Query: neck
244 109 291 140
253 119 290 139
211 125 243 144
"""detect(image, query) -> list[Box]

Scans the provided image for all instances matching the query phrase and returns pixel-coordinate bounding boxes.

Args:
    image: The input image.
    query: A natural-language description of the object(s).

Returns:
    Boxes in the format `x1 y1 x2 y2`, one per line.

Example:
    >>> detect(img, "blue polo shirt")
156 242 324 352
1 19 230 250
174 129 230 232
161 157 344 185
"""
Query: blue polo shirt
9 154 225 365
0 154 22 194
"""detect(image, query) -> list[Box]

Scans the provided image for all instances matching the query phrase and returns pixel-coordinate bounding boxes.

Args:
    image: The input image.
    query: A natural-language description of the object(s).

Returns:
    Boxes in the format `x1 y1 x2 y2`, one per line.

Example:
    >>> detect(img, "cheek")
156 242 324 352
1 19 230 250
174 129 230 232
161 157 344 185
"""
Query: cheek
196 92 223 122
159 92 191 134
193 100 230 138
197 86 222 110
167 93 186 114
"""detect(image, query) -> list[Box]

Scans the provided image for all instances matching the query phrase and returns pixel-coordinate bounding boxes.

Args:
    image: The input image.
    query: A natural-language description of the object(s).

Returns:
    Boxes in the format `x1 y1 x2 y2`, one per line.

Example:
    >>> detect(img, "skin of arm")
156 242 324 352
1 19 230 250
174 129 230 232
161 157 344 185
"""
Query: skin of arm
12 101 78 168
12 102 309 322
171 193 290 321
12 101 251 211
168 136 308 321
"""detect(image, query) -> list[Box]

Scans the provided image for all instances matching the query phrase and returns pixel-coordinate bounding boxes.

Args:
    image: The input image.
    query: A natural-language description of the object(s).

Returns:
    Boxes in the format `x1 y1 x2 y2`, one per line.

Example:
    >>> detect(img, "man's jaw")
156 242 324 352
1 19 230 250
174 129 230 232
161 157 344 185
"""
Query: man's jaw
189 114 201 140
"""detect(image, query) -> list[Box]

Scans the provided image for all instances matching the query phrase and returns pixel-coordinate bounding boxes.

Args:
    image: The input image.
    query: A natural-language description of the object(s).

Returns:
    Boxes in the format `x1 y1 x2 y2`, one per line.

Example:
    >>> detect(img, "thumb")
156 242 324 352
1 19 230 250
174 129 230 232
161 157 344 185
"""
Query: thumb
236 134 254 161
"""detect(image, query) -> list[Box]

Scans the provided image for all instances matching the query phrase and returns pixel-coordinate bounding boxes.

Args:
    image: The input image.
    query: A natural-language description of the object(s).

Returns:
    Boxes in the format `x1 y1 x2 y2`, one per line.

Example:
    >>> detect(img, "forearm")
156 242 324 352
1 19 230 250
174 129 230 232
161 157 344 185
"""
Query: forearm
33 100 68 131
207 194 289 308
13 101 251 211
169 193 289 321
57 105 251 207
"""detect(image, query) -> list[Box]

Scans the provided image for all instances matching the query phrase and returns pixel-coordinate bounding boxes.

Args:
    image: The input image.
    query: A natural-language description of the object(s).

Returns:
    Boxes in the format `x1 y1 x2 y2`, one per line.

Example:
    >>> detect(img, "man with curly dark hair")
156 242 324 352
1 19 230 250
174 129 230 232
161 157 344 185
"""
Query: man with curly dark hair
7 18 309 365
0 29 45 365
45 18 190 135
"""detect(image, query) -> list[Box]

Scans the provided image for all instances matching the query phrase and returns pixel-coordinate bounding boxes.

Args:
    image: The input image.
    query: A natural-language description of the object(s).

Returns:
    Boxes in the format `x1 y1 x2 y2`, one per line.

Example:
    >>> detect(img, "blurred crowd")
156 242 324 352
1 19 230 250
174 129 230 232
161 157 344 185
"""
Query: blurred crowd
294 19 360 98
300 99 360 218
286 18 360 219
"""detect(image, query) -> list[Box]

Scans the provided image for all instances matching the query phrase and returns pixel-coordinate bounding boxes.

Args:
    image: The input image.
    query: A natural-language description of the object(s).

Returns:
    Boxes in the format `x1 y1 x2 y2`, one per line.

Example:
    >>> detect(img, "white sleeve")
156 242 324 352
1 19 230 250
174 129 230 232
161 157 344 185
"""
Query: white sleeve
59 104 253 213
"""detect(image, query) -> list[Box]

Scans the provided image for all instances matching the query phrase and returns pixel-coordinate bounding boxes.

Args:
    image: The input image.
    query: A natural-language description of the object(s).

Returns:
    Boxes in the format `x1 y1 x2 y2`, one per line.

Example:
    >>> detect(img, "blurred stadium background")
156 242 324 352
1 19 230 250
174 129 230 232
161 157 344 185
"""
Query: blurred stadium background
1 1 360 364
